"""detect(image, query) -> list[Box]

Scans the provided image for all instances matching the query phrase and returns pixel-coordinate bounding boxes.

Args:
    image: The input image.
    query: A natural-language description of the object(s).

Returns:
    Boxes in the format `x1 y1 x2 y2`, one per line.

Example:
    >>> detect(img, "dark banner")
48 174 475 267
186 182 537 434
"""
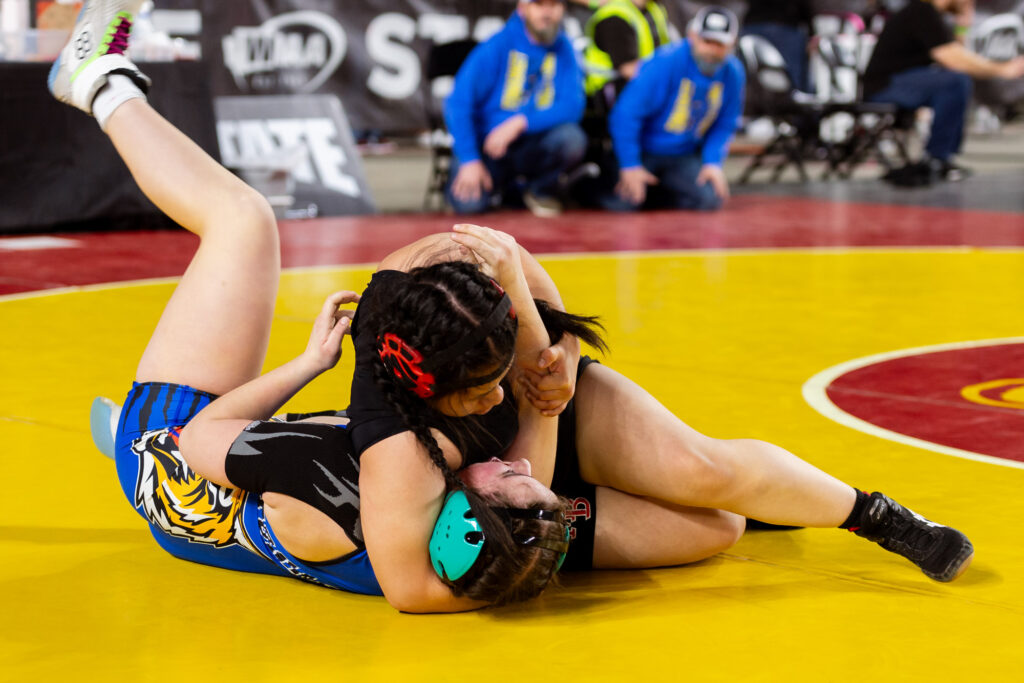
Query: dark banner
215 94 375 217
197 1 573 134
1 61 218 233
160 0 1020 135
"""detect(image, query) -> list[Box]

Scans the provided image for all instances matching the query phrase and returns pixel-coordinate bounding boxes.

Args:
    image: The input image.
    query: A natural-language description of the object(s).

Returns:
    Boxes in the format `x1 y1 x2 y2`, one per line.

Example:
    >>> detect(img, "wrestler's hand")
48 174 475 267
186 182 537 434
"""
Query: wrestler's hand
483 114 527 159
521 333 580 416
449 223 525 289
450 224 552 366
303 290 359 373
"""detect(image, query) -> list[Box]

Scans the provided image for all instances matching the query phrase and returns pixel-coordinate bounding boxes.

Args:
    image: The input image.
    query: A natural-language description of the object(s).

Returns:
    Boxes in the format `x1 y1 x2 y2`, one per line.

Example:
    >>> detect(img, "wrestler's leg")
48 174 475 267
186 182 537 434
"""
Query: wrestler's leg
48 0 277 391
574 365 974 582
58 3 290 580
574 364 856 527
108 99 280 392
593 487 745 569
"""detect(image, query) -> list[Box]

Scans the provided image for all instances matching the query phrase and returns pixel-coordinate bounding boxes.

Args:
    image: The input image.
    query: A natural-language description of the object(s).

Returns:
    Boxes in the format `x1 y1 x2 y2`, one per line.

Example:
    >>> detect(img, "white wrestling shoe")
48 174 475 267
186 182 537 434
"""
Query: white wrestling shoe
47 0 151 115
89 396 121 460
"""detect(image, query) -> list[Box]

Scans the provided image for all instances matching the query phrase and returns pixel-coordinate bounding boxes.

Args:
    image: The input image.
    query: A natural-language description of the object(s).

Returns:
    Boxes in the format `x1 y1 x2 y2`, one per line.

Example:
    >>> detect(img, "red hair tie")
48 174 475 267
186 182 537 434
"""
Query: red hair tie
378 333 437 398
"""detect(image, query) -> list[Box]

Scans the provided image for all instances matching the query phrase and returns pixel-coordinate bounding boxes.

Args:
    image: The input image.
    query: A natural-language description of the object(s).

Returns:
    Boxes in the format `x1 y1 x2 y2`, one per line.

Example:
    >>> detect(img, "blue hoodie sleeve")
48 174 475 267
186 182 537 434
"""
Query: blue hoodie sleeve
523 39 585 132
609 55 668 169
700 59 745 166
444 43 496 164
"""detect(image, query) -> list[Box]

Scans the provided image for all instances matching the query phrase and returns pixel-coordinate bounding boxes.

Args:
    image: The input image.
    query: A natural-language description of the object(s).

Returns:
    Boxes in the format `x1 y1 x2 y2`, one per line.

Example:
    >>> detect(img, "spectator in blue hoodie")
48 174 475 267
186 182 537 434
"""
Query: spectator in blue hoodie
604 6 744 212
444 0 587 217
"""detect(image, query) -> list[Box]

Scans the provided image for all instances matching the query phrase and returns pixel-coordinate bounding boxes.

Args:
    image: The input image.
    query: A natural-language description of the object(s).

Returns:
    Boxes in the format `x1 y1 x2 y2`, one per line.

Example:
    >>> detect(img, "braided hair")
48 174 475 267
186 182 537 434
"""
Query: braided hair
366 260 603 603
366 261 517 476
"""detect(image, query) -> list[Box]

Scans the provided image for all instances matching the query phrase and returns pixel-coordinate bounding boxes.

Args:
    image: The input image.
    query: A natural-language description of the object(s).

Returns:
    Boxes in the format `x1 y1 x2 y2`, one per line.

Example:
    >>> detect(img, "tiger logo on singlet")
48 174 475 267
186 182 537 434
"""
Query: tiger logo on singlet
132 427 258 552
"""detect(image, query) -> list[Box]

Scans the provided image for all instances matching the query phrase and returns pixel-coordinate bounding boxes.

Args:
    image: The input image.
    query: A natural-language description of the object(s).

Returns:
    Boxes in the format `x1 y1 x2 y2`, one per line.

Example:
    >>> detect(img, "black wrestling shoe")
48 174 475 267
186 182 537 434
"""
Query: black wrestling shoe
852 492 973 582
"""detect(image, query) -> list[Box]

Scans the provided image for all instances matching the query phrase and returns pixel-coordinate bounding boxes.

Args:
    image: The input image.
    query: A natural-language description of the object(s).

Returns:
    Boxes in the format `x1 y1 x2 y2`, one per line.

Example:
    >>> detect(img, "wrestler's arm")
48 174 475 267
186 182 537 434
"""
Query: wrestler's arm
360 432 488 613
448 225 559 485
179 291 357 486
513 242 582 416
377 232 462 272
376 229 565 309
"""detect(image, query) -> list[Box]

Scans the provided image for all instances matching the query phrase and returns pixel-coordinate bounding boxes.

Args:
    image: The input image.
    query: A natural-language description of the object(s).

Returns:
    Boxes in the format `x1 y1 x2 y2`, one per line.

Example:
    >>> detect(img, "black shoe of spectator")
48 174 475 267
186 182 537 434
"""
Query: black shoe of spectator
938 160 972 182
882 161 937 188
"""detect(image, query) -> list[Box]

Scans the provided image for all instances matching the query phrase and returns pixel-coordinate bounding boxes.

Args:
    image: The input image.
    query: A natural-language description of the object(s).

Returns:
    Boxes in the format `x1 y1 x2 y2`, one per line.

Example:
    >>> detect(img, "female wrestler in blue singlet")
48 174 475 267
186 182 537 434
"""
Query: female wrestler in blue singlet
57 0 571 613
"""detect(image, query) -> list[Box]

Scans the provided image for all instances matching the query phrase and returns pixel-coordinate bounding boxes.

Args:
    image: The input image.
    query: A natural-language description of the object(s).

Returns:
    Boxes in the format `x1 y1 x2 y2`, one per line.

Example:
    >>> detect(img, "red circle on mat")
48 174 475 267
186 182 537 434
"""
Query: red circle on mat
825 343 1024 463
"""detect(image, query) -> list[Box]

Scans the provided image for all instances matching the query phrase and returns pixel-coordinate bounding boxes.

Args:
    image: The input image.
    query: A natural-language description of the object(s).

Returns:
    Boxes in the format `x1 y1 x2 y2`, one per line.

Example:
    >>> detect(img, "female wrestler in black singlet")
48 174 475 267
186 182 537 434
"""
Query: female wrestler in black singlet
354 224 974 584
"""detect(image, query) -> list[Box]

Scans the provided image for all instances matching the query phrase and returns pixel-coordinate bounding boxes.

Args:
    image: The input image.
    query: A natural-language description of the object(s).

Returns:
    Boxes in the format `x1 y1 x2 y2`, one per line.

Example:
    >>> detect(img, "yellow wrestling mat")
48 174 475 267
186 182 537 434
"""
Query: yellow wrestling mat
3 248 1024 680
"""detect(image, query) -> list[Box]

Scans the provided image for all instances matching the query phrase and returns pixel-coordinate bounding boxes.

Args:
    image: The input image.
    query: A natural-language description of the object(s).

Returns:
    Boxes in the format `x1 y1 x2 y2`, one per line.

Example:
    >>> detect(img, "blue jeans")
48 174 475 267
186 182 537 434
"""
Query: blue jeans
446 122 587 214
867 66 972 162
741 23 810 93
599 152 721 212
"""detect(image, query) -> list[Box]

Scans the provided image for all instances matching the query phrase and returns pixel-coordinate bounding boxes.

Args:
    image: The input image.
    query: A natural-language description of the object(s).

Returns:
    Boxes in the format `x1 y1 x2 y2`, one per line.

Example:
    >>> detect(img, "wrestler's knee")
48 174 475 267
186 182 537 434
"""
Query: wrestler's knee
674 509 745 564
715 510 746 551
678 438 743 507
204 186 280 253
233 186 277 232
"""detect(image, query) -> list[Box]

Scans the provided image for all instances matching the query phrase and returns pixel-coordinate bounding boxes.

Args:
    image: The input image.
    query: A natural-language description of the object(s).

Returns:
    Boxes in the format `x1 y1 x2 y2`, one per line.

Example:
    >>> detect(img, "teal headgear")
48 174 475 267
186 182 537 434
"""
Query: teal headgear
429 490 572 582
430 491 485 581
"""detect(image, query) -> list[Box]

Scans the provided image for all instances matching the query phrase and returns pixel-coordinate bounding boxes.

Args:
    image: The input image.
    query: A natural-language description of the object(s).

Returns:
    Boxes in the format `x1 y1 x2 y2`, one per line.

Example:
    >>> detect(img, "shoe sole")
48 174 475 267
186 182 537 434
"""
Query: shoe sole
948 551 973 581
527 206 562 218
46 1 88 97
523 197 562 218
925 539 974 582
89 396 119 460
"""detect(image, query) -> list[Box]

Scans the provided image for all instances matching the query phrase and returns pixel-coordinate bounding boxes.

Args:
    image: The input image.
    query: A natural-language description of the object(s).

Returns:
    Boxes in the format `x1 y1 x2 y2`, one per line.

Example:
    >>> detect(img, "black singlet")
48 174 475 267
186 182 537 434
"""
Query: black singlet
224 417 364 546
345 269 519 465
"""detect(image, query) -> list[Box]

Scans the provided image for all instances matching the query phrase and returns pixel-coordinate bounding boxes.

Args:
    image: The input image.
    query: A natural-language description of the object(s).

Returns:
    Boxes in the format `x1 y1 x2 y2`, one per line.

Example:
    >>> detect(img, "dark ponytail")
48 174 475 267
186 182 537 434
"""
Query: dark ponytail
535 299 608 353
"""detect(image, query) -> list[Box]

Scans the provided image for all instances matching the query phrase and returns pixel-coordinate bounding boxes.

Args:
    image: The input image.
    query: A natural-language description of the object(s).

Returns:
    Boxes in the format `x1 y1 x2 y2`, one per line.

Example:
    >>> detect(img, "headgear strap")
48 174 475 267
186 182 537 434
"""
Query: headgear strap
500 508 571 556
424 292 513 371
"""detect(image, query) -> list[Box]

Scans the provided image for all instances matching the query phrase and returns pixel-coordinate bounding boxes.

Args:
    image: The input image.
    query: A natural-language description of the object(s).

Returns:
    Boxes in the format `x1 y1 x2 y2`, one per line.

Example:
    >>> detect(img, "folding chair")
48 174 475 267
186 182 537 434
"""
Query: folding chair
422 39 477 211
737 34 827 183
971 13 1024 124
814 34 913 179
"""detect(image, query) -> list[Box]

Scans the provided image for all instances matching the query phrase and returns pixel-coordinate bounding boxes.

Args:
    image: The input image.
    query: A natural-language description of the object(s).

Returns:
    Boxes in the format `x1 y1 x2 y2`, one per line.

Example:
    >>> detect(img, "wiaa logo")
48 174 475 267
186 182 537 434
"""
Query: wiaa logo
222 11 346 93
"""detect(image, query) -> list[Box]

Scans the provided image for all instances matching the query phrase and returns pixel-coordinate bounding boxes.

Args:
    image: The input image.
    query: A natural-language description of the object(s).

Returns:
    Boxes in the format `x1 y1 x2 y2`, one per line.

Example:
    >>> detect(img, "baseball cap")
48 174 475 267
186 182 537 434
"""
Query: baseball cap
692 6 739 45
